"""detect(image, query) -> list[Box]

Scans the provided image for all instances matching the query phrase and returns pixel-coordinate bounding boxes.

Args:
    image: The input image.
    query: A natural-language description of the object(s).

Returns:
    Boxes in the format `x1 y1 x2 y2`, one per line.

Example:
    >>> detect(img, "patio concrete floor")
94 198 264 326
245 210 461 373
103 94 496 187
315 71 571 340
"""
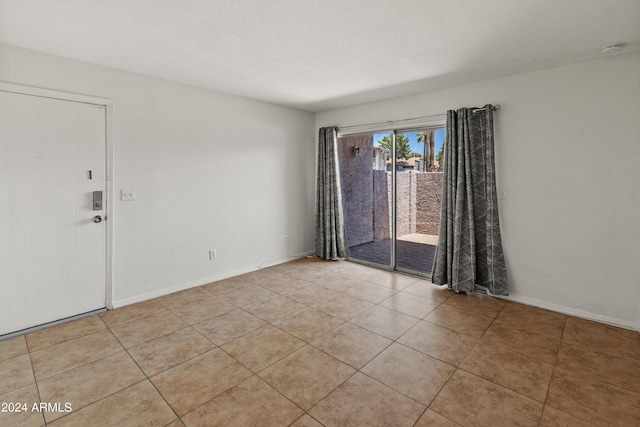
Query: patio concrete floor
347 233 437 275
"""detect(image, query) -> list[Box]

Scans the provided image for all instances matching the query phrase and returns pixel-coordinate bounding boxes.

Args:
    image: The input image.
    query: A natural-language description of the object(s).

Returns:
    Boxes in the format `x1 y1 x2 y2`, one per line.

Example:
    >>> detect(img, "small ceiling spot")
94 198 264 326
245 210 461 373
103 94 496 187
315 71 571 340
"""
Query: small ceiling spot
601 44 623 54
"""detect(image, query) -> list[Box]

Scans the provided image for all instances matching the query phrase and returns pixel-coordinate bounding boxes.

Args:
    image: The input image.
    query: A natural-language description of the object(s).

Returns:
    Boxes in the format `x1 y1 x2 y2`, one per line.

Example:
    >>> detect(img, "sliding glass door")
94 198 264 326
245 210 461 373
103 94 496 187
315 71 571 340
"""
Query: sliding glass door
337 132 392 268
393 129 445 276
338 127 446 277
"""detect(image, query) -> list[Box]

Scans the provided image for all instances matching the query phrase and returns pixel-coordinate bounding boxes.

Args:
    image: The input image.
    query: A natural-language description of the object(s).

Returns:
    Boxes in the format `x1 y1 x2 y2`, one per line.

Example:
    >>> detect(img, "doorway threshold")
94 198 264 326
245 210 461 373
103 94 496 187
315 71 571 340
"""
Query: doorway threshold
0 308 107 340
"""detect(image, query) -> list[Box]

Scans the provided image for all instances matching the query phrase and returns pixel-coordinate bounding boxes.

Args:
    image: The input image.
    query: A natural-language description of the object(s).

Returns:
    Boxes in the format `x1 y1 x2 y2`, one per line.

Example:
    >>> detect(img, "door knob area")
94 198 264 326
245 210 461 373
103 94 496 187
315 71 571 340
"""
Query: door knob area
93 215 104 223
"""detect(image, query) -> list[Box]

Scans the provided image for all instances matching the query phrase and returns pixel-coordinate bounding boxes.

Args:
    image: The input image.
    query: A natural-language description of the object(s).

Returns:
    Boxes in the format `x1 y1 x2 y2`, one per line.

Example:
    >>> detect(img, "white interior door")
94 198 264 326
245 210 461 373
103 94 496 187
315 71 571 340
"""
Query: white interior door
0 90 107 335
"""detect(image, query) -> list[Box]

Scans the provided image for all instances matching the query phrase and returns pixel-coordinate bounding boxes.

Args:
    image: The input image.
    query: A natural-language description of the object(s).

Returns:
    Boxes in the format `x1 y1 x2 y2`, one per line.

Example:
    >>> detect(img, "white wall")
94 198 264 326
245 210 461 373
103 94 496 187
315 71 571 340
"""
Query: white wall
317 53 640 330
0 44 316 307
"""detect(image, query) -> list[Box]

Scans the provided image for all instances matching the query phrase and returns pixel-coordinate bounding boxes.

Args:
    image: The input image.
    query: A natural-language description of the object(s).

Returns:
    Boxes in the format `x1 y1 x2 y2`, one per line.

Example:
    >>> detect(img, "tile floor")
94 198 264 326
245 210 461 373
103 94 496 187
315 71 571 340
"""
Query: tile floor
1 257 639 426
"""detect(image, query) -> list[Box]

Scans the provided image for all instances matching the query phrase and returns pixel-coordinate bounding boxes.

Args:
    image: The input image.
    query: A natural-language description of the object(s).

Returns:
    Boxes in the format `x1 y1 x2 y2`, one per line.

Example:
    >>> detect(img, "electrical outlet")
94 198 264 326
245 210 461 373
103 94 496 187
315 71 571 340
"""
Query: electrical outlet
284 235 289 245
209 249 217 260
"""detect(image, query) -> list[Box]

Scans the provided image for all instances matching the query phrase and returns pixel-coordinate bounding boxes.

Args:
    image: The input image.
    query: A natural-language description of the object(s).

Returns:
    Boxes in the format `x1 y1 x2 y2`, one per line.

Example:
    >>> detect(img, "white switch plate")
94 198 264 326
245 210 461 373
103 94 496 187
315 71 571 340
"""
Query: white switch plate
499 189 508 200
121 189 136 201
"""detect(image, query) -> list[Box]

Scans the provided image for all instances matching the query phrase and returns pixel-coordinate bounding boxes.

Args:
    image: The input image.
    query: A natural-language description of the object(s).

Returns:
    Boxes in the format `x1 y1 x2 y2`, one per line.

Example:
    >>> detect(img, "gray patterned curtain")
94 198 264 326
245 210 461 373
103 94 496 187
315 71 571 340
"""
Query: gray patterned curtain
432 105 508 295
315 126 347 260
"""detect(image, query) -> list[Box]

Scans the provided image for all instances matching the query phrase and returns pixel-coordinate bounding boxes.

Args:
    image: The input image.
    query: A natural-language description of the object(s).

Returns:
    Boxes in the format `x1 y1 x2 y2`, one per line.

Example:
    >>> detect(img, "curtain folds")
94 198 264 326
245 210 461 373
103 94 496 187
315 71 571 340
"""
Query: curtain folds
432 105 508 295
315 126 347 260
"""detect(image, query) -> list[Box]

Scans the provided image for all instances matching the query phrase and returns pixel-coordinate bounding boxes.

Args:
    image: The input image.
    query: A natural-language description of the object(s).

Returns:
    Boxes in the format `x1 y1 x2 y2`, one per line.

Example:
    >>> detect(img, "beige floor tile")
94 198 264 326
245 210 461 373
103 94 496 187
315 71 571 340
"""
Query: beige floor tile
424 304 495 338
264 261 302 275
397 321 477 366
38 351 145 423
151 348 252 416
481 319 562 364
366 271 418 290
168 296 236 324
273 307 344 342
0 383 44 427
47 380 176 427
496 302 567 338
314 259 349 272
30 330 123 380
540 405 596 426
557 342 640 394
431 370 543 427
289 266 330 282
220 325 304 372
443 292 506 318
309 372 425 427
563 317 640 360
460 341 554 402
243 295 307 323
317 294 374 321
237 268 283 286
350 306 419 340
343 282 397 304
10 259 638 426
99 299 166 328
311 322 391 369
25 315 106 352
414 409 462 427
209 283 277 307
547 368 640 426
181 376 303 427
401 280 452 302
157 287 218 310
283 283 340 307
0 335 28 363
311 273 363 292
259 345 355 410
201 275 248 294
253 273 310 293
109 310 187 349
290 414 324 427
193 308 266 345
127 327 215 376
362 343 455 406
338 262 381 281
379 293 442 319
0 354 35 395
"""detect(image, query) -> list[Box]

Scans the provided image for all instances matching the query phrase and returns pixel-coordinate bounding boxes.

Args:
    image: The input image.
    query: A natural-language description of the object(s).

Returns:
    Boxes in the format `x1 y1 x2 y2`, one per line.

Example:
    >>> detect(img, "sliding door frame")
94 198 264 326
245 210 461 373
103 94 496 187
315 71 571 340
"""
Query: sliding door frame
338 118 445 278
390 132 396 271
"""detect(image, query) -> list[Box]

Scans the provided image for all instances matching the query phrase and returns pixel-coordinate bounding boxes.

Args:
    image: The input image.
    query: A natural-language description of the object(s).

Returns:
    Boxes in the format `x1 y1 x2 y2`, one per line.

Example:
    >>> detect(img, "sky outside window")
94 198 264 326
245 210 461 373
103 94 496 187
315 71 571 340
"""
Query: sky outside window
373 130 445 157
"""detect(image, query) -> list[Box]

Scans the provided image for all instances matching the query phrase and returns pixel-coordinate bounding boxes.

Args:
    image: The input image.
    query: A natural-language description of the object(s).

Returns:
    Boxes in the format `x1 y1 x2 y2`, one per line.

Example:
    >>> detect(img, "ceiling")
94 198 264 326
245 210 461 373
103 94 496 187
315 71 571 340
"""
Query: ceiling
1 0 638 112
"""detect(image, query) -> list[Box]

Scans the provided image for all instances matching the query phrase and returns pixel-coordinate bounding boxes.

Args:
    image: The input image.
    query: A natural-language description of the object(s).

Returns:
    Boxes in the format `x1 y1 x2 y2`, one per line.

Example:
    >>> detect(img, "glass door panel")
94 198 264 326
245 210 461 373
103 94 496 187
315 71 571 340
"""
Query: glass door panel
337 132 392 268
394 128 446 276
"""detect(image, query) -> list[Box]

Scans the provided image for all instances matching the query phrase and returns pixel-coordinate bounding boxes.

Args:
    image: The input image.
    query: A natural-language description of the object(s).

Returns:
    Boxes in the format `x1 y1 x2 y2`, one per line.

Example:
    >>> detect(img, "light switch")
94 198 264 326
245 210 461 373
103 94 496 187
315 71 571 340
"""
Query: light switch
121 189 136 201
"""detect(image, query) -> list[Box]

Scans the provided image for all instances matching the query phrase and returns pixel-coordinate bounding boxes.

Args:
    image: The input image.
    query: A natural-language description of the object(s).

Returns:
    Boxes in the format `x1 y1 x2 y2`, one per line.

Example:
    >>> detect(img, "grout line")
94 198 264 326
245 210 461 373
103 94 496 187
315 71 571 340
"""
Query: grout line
24 341 47 427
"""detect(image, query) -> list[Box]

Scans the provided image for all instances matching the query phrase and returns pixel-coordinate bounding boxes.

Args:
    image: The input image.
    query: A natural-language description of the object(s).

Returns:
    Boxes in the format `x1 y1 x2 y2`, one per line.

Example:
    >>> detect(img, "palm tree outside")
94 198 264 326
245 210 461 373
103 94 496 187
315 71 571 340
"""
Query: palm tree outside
417 130 435 171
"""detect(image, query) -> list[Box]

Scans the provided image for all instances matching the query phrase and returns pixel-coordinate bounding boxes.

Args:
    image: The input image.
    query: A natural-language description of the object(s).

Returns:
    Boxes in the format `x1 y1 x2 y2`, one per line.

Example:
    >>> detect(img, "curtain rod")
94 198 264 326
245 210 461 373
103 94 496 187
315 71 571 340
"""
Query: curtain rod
337 104 500 131
337 113 445 132
472 104 501 112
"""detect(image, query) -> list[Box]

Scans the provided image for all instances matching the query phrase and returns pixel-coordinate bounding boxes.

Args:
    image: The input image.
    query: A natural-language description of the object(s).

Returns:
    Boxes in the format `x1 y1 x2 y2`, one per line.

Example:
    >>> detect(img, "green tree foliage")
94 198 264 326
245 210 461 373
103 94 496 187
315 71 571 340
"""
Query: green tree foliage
377 134 412 159
435 146 444 164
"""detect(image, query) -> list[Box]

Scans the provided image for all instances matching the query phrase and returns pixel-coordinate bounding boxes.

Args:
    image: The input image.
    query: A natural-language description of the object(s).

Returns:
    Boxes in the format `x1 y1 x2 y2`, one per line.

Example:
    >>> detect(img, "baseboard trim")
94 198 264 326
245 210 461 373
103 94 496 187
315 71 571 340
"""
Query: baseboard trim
111 251 313 309
497 293 639 332
112 253 639 333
